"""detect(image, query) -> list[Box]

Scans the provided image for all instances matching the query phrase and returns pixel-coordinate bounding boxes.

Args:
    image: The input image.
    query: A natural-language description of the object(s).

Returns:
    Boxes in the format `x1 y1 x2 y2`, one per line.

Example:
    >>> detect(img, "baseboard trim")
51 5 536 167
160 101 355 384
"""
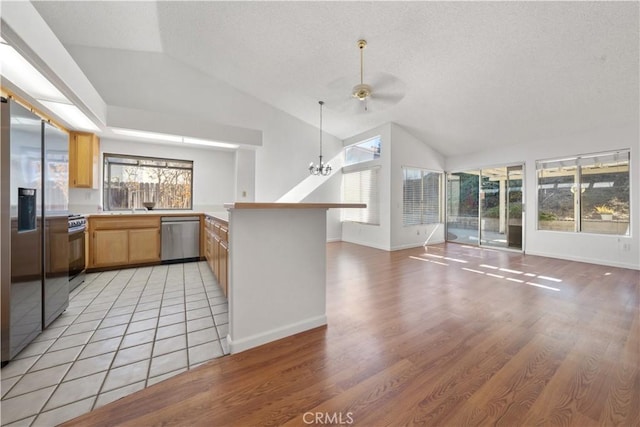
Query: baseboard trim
228 314 328 354
391 240 446 251
526 250 639 270
340 238 390 251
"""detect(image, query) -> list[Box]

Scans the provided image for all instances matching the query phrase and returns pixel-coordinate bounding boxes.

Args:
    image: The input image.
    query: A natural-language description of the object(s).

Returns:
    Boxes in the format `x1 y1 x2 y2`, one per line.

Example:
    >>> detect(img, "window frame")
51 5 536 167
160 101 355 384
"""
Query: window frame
103 153 194 211
536 149 630 236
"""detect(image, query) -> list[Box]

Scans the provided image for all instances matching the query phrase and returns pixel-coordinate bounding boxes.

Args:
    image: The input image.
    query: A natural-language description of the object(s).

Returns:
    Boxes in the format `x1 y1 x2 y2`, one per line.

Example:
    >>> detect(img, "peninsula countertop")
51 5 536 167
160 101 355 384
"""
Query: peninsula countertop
223 202 366 210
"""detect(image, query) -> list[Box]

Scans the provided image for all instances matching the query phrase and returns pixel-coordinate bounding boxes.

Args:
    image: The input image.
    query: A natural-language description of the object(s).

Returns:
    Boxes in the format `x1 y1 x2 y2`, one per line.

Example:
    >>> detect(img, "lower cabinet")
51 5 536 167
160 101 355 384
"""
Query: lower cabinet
129 228 161 264
219 240 228 294
93 229 129 267
204 215 229 296
89 216 160 269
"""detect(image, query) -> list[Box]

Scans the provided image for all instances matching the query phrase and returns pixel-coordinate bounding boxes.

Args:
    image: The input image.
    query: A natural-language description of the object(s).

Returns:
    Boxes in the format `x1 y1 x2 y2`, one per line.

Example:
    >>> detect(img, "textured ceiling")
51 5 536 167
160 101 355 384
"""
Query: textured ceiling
31 1 639 157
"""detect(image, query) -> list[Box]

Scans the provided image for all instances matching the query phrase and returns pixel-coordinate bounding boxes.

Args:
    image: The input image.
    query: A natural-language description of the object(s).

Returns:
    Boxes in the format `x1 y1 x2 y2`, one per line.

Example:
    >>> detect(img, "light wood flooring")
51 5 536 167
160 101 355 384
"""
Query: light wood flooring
62 242 639 426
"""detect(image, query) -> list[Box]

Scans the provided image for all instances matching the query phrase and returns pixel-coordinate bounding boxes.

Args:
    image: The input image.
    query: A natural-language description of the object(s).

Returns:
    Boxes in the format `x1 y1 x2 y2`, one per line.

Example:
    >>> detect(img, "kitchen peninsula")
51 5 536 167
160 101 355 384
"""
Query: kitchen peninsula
219 202 365 353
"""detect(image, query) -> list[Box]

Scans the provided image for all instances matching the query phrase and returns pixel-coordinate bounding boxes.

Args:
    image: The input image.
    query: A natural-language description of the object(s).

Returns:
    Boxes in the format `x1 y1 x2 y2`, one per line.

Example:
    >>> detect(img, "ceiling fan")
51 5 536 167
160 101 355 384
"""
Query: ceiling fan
327 39 405 114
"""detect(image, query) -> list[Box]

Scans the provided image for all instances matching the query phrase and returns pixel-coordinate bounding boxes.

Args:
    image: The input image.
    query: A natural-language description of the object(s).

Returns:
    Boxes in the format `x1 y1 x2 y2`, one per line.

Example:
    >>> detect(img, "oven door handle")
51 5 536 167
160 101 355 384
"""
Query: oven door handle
69 227 86 236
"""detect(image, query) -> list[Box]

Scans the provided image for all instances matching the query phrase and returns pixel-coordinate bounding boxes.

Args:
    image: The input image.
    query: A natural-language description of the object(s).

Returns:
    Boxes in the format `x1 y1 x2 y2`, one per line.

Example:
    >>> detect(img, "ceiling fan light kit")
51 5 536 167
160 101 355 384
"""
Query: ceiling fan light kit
352 83 372 101
309 100 332 176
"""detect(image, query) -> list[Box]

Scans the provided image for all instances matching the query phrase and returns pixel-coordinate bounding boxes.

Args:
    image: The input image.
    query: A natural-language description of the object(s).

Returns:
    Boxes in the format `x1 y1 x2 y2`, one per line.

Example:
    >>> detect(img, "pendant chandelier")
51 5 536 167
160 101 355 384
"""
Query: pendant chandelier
309 101 332 176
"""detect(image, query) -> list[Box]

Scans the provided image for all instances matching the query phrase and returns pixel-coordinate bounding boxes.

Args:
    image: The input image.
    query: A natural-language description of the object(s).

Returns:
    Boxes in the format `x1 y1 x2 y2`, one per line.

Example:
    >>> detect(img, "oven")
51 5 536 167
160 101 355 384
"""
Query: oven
69 215 86 291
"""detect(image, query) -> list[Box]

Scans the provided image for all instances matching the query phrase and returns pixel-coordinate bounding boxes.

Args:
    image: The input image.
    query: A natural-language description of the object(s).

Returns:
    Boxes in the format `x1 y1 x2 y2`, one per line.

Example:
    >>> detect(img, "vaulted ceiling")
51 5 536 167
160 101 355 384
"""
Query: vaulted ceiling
28 1 640 157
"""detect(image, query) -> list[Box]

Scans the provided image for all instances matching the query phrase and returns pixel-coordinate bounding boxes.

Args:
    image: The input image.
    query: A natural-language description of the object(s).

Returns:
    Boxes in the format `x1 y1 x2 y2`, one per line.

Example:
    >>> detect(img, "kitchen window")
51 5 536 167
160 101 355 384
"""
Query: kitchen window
403 167 443 226
537 149 630 235
103 154 193 210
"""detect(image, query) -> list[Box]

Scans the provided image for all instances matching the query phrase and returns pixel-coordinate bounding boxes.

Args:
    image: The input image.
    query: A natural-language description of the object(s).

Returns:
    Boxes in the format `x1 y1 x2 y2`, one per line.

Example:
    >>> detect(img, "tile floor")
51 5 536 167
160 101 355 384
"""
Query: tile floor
1 261 229 426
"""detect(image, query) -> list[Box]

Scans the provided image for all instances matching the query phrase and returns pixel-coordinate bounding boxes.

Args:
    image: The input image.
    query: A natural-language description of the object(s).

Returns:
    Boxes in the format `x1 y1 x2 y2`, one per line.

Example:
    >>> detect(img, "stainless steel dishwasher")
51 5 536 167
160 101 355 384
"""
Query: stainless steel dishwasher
161 216 201 262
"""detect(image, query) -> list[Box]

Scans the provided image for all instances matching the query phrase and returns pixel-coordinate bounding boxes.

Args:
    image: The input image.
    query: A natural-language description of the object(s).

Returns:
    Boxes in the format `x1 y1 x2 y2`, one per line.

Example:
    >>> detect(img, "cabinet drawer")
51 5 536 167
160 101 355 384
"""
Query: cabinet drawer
219 227 228 243
91 216 160 230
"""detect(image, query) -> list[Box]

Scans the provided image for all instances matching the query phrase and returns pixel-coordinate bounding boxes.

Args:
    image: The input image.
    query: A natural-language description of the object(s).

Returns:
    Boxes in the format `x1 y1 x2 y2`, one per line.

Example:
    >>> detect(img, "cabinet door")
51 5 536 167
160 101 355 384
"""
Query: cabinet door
212 235 220 279
129 228 160 264
48 231 69 273
204 220 212 260
70 132 99 188
219 240 228 297
206 230 215 271
93 229 128 267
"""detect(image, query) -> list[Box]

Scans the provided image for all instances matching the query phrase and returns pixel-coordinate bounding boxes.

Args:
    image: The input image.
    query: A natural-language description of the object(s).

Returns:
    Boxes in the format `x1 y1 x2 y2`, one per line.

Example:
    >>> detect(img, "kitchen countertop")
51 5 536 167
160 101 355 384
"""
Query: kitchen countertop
85 210 230 222
223 202 366 210
86 210 205 218
204 212 229 222
84 205 358 221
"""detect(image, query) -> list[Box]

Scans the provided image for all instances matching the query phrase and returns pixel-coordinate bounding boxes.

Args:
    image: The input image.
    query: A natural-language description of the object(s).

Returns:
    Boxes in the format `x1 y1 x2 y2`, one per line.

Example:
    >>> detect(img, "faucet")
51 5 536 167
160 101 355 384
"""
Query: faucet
129 190 137 213
129 190 148 214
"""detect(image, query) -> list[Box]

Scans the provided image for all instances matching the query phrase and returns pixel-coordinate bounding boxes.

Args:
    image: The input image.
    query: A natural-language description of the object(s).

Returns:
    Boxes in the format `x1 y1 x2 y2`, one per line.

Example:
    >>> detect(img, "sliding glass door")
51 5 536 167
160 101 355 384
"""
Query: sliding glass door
446 171 479 244
479 169 504 247
506 166 523 249
447 165 523 250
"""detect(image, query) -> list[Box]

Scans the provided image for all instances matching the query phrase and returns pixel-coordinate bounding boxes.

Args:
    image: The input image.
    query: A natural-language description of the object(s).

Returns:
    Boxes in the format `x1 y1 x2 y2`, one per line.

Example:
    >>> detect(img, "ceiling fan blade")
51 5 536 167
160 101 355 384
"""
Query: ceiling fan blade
368 72 406 94
324 95 358 114
326 75 356 92
371 92 405 105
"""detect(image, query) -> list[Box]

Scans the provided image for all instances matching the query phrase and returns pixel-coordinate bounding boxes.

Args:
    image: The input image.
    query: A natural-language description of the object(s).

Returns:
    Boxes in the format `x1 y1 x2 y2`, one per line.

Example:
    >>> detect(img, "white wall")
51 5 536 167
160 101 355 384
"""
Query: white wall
69 137 235 213
446 123 639 270
390 123 446 250
341 123 392 250
228 207 328 353
254 111 343 202
235 149 256 202
302 172 343 241
252 111 344 238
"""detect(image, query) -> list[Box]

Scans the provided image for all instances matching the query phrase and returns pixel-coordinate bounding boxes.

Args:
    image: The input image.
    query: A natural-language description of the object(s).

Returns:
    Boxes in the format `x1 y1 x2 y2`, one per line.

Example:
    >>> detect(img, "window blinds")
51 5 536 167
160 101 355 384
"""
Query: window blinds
342 167 380 225
403 168 442 226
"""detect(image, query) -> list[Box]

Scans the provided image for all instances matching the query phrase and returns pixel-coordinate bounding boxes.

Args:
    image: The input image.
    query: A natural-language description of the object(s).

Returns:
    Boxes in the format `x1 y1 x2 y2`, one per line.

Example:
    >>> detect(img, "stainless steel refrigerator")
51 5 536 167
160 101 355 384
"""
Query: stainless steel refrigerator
1 97 69 365
43 118 70 328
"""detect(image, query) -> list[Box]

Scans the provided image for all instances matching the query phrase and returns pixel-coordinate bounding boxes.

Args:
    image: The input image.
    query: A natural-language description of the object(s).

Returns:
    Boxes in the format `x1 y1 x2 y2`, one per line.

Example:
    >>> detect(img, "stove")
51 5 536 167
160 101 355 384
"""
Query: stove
68 214 86 291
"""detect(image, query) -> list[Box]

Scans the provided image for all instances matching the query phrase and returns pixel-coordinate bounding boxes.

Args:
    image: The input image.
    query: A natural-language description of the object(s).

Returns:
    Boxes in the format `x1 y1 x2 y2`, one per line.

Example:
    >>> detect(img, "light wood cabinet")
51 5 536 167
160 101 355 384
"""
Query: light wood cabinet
219 240 228 294
93 229 129 267
129 228 161 264
69 132 100 188
204 215 229 296
88 216 160 269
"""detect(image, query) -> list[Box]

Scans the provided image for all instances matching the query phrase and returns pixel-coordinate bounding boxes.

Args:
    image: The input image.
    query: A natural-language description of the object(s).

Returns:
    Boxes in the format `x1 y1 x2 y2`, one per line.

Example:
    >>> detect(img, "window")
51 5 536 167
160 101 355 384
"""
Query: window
342 167 380 225
344 136 381 166
403 167 443 226
103 154 193 210
537 150 629 235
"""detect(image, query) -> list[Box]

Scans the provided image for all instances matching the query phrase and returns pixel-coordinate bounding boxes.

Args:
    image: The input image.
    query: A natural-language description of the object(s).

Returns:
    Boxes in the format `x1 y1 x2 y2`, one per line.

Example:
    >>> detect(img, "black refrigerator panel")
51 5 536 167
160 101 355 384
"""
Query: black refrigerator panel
1 98 44 365
43 121 69 328
17 187 37 231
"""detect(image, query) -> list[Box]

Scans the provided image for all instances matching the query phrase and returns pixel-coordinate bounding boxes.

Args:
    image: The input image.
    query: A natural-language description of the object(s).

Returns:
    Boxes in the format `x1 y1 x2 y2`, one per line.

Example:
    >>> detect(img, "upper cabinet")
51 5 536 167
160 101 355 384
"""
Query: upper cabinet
69 132 100 188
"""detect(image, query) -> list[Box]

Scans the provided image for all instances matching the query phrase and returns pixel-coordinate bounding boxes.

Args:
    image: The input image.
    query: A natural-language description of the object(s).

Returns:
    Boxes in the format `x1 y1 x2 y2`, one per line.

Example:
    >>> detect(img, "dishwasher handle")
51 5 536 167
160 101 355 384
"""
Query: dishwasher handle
161 216 200 223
